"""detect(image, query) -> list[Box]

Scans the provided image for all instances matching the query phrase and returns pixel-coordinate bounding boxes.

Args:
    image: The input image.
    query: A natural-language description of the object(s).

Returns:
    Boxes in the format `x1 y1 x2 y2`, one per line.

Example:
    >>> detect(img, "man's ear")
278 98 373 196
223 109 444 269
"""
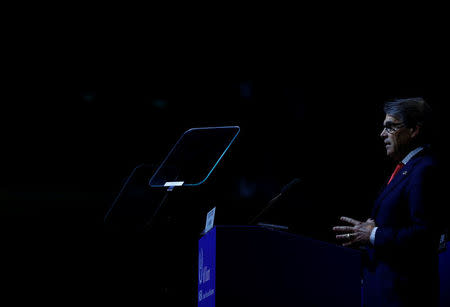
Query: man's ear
410 125 421 139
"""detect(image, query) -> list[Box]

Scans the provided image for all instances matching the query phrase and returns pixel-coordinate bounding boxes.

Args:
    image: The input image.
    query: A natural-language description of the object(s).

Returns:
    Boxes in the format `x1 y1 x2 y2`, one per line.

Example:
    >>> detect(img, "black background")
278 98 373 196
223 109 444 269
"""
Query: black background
1 10 449 306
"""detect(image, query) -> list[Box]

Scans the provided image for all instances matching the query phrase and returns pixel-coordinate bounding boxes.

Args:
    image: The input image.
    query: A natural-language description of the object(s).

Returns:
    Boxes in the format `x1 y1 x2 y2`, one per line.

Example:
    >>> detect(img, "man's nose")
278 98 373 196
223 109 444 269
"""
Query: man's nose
380 128 388 138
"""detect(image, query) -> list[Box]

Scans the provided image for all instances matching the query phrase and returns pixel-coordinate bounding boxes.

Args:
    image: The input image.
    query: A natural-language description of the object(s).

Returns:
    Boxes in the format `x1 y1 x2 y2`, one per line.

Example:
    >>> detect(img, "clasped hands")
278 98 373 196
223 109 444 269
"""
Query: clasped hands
333 216 376 247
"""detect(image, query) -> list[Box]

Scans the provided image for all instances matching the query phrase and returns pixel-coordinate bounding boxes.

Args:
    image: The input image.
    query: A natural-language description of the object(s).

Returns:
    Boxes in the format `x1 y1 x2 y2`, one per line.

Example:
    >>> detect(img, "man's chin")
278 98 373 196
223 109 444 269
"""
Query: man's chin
387 151 403 162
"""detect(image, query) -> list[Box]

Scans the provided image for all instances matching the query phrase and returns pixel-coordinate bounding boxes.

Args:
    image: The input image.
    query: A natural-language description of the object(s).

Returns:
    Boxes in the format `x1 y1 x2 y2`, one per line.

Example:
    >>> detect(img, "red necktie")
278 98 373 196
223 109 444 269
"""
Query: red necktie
387 163 404 185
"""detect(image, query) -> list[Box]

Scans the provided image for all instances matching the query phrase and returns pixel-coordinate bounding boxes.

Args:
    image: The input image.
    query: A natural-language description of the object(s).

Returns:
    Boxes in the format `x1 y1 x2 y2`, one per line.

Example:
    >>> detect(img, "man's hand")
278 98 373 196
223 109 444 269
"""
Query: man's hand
332 216 376 247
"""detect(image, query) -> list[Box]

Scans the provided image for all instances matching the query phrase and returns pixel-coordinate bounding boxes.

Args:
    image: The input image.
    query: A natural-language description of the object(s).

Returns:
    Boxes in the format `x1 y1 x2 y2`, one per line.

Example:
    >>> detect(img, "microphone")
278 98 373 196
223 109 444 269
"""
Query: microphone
280 177 302 195
248 178 302 225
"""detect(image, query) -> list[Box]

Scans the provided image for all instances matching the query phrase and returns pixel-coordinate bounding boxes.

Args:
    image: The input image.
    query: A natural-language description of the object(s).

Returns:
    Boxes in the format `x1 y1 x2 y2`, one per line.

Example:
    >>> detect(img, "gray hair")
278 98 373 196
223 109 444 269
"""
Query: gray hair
384 97 433 143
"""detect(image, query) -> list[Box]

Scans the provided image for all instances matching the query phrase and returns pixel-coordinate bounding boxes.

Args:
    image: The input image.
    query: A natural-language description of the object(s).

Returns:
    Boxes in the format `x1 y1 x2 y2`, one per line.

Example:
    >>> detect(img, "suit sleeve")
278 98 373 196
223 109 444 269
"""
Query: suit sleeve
374 164 440 254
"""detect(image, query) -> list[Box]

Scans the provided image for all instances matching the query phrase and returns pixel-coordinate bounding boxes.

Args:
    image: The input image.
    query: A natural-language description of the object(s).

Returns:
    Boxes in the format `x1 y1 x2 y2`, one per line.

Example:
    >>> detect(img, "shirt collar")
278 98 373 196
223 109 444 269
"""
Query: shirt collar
401 146 424 165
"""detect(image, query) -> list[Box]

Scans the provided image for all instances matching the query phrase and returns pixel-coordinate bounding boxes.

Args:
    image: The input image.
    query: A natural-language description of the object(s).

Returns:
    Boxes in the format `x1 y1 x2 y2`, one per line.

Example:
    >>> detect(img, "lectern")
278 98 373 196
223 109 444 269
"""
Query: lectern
198 226 362 307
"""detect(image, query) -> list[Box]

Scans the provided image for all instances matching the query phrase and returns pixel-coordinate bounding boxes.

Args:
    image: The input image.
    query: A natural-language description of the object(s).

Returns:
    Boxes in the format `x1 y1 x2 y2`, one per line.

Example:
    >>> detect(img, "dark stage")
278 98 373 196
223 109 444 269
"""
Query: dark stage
2 22 450 305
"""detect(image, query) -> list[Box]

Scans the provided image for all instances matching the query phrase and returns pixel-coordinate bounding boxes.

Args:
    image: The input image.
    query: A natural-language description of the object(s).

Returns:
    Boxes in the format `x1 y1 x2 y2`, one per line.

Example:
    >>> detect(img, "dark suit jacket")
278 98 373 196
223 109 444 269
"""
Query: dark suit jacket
365 149 442 307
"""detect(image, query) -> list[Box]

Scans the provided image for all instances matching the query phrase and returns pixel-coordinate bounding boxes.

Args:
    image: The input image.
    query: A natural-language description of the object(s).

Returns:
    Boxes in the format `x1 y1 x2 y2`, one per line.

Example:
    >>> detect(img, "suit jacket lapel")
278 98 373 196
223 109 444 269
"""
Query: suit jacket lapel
371 157 420 218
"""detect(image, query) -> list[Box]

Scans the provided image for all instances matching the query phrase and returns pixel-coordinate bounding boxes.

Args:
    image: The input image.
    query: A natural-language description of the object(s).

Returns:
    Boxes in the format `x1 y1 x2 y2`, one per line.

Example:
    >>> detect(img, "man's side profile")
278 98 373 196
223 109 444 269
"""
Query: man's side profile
333 97 443 307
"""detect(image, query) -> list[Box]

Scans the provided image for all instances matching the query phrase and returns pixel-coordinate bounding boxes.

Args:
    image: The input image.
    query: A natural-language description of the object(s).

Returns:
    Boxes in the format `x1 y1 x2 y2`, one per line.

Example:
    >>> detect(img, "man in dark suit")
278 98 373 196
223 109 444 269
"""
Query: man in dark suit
333 97 442 307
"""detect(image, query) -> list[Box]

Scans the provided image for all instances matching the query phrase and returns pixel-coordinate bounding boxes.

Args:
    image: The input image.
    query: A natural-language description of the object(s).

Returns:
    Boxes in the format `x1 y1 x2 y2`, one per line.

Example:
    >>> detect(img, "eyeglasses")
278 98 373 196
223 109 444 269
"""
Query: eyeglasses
382 123 405 134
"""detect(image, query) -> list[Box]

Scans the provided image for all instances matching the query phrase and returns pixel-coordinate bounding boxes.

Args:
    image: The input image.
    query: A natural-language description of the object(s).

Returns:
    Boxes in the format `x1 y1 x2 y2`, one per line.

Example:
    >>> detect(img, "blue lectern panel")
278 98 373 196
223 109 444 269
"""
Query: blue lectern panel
198 227 216 307
198 226 361 307
440 243 450 307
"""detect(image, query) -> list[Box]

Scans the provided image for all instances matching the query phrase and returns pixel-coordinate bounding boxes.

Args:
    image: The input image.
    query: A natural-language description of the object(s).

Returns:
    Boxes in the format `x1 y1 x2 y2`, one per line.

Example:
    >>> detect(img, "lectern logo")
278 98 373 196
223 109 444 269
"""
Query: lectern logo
198 248 210 286
198 247 214 303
